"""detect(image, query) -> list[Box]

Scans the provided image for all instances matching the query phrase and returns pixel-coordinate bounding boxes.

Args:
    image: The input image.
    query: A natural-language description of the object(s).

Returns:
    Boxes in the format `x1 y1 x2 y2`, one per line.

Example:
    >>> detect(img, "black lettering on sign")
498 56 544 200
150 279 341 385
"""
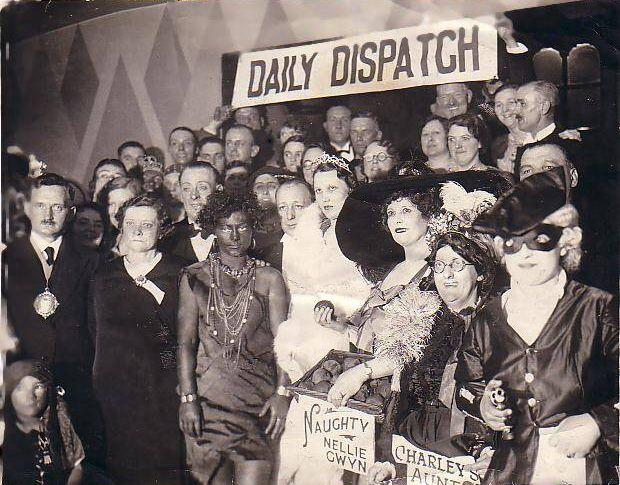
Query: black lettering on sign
331 46 350 86
459 25 479 72
281 56 290 92
393 37 414 80
436 29 457 74
417 33 435 76
350 44 360 84
377 39 397 82
358 41 377 83
264 58 280 95
288 56 303 91
248 60 266 97
301 52 317 90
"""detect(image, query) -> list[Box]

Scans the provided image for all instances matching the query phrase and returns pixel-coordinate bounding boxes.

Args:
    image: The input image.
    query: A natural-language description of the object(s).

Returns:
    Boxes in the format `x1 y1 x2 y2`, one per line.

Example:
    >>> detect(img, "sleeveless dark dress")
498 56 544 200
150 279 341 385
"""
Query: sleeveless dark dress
181 261 277 468
91 255 184 484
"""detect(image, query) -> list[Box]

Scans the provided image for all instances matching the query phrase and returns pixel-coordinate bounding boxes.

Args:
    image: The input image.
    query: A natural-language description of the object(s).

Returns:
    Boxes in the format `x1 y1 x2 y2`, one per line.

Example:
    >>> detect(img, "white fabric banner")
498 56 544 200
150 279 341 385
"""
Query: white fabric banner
232 19 497 107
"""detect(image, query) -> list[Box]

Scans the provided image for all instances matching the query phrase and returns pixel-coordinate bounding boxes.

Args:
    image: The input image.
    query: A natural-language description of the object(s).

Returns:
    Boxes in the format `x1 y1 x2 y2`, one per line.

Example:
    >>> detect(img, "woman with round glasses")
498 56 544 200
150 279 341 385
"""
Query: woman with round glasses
367 230 500 484
324 172 511 413
362 140 399 182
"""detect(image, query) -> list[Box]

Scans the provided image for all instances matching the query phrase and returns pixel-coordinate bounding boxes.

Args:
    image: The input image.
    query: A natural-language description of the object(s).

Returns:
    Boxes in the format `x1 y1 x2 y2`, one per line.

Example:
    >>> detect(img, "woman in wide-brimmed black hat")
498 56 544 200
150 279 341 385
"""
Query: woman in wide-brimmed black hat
317 170 512 402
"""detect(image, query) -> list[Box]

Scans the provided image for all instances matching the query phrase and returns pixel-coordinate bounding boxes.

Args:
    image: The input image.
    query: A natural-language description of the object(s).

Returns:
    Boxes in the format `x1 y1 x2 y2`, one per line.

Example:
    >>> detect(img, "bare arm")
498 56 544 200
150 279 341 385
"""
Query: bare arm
67 464 83 485
177 271 202 437
177 272 200 395
259 268 291 439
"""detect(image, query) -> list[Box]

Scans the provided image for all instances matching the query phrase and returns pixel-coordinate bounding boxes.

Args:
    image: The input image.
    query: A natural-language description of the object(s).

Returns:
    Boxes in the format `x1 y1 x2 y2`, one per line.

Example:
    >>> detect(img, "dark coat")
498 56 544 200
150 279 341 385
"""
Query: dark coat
455 281 618 484
5 235 98 368
4 235 105 465
158 218 211 265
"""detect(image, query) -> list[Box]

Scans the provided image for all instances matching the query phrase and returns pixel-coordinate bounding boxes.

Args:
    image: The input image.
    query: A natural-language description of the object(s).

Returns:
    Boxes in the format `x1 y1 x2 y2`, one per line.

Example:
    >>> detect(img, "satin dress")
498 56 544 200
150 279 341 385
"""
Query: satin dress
455 280 618 484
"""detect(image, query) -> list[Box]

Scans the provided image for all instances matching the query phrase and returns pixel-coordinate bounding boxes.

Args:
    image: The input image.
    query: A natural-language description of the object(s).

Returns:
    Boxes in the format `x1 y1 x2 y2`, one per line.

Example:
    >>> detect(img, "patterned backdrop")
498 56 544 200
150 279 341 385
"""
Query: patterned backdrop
8 0 572 185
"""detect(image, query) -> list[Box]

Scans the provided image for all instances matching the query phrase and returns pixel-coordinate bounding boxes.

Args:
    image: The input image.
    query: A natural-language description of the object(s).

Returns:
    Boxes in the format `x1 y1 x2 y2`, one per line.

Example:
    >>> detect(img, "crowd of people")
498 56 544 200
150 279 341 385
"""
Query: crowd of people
2 60 618 485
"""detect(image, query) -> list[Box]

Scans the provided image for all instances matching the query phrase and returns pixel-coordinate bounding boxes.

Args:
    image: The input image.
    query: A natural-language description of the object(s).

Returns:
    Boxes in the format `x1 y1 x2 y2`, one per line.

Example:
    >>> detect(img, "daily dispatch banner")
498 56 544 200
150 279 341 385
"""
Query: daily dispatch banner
232 19 497 107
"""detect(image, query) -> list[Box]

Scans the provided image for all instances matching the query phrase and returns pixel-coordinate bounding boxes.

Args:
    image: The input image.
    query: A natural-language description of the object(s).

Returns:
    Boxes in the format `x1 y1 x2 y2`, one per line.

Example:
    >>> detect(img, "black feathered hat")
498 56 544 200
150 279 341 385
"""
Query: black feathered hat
336 170 514 268
473 166 569 238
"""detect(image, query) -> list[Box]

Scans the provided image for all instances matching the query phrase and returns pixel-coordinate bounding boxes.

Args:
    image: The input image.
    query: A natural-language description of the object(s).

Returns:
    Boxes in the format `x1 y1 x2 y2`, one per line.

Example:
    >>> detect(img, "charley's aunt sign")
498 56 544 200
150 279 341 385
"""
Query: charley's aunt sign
232 19 497 107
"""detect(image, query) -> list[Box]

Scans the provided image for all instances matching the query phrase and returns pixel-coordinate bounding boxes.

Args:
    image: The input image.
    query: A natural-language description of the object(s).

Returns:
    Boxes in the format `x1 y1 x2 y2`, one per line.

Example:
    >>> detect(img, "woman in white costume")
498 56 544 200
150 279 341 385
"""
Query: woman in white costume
275 154 372 485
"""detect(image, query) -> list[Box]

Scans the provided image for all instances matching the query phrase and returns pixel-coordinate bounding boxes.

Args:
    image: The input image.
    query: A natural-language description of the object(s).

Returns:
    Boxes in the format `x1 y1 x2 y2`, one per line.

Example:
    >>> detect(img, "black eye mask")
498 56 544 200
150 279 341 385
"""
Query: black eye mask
503 224 563 254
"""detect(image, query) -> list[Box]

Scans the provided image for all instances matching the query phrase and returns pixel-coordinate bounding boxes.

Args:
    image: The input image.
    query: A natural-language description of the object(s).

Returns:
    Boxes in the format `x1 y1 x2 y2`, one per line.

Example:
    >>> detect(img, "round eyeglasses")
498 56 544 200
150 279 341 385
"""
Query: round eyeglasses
432 259 474 273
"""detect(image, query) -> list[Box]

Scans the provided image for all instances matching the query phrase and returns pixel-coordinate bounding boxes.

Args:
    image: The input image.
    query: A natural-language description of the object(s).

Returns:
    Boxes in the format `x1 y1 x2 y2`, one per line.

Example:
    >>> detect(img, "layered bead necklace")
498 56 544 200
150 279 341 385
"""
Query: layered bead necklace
207 253 257 368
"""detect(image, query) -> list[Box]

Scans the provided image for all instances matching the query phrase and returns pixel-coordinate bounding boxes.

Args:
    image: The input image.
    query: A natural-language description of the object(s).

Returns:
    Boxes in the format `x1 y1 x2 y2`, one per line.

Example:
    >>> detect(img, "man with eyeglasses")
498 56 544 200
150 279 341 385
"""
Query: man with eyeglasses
4 172 105 466
362 140 398 183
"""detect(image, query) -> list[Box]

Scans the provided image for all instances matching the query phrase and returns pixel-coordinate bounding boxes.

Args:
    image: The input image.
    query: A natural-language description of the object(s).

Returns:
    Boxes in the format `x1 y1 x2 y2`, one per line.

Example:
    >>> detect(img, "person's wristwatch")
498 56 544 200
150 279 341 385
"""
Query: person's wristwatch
180 393 197 404
276 385 292 398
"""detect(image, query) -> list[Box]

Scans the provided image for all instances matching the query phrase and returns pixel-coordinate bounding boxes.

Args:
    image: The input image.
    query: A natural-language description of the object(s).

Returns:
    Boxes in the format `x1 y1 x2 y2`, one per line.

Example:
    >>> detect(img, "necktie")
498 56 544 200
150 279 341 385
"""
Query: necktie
43 247 55 266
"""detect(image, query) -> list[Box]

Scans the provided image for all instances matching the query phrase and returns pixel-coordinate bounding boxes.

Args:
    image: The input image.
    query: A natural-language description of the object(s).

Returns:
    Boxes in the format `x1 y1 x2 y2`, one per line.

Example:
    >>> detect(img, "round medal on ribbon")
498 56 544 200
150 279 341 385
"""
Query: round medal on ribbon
33 288 59 319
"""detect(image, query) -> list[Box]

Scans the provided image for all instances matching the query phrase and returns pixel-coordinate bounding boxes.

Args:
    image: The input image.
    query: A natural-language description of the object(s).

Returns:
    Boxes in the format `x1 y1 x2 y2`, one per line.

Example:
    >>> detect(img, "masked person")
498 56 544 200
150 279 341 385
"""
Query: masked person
456 167 618 485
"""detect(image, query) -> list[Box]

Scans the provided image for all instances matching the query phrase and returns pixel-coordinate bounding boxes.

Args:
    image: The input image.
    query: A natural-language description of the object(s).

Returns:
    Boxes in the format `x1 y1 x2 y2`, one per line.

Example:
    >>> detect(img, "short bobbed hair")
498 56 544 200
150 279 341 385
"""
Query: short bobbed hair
116 194 172 239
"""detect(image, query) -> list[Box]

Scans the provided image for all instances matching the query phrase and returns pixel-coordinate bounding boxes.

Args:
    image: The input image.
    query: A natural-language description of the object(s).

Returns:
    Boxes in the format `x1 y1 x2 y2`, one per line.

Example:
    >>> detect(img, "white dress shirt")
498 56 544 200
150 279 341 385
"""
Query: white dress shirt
29 233 63 280
330 140 354 162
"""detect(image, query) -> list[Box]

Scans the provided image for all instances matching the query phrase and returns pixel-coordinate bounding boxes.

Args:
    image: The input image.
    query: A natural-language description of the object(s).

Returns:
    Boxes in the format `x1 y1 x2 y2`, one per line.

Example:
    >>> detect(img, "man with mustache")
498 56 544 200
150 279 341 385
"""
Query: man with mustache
513 81 581 177
4 173 104 467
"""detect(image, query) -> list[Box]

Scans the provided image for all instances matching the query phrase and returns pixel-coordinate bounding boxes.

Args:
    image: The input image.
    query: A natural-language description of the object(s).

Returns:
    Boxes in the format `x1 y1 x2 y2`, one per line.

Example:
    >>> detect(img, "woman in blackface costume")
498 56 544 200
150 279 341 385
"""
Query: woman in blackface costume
455 167 619 485
177 191 289 485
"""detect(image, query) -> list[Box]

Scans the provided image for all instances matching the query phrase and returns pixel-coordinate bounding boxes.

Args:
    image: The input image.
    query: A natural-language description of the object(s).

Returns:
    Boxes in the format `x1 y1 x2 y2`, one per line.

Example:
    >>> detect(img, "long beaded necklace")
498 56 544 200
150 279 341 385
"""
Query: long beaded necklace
206 253 256 368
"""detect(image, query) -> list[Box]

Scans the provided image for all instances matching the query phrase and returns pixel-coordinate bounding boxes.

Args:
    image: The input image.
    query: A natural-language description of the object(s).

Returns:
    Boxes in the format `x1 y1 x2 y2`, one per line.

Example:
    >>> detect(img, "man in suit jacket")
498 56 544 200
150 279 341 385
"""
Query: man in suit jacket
4 173 104 465
513 80 581 175
159 161 218 263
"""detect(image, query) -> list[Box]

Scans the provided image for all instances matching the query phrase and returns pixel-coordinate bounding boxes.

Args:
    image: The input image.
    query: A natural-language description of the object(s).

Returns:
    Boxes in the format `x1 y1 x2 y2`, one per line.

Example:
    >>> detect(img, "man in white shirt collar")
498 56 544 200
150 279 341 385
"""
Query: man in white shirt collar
324 105 354 162
277 180 313 282
515 81 558 144
161 161 218 263
24 174 73 275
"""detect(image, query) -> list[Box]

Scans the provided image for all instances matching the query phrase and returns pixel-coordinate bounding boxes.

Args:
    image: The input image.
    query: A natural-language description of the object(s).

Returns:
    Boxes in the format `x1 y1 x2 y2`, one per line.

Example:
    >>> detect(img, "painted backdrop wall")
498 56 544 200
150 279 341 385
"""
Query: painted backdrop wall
7 0 570 185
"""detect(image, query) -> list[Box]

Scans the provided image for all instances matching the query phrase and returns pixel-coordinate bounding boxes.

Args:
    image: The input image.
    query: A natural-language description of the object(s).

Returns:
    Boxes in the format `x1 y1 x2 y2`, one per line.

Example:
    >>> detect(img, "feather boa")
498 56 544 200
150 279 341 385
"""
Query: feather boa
374 285 442 369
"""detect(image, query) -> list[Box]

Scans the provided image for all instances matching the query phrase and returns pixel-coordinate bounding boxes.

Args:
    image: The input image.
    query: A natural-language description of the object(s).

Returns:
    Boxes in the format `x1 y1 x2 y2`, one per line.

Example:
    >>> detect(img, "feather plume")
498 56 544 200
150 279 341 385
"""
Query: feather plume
374 286 441 368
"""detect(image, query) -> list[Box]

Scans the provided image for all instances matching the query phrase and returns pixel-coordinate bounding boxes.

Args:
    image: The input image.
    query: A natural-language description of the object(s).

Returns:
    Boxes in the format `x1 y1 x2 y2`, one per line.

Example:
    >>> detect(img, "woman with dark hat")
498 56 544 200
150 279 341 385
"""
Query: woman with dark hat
323 171 513 410
367 228 502 484
455 167 618 485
